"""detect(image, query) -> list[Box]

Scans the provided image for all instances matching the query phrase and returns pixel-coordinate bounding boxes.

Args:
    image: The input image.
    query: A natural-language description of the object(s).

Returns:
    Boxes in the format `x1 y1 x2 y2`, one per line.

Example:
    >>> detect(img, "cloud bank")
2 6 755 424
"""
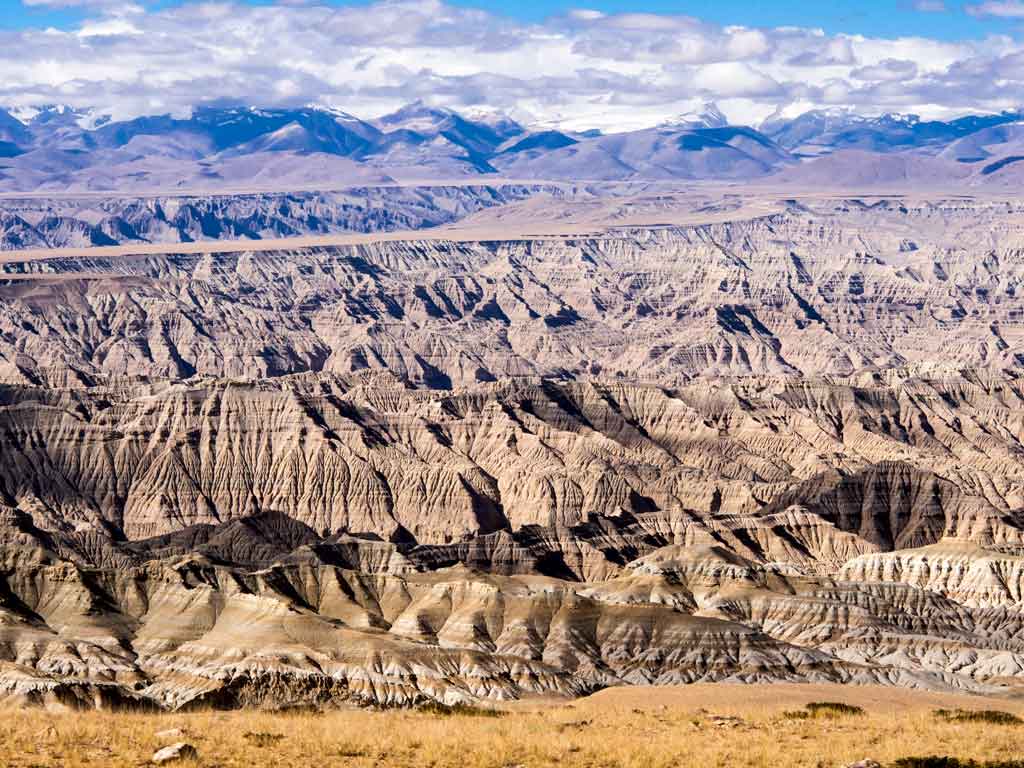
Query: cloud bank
4 0 1024 130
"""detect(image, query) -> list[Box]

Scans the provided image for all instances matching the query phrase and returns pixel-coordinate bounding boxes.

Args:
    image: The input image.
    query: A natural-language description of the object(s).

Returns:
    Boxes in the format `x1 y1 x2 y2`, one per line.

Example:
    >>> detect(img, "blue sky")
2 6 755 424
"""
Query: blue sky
2 0 1019 39
447 0 1009 39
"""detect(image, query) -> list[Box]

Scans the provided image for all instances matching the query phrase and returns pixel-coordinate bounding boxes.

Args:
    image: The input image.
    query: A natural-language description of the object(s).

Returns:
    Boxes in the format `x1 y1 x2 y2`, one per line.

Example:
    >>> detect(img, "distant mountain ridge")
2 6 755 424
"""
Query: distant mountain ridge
0 101 1023 191
761 107 1024 157
660 101 729 130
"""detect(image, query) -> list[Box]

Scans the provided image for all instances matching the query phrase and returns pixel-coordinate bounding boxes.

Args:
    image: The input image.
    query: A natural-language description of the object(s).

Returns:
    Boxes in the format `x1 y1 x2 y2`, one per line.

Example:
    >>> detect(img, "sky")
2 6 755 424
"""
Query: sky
5 0 1024 39
2 0 1024 130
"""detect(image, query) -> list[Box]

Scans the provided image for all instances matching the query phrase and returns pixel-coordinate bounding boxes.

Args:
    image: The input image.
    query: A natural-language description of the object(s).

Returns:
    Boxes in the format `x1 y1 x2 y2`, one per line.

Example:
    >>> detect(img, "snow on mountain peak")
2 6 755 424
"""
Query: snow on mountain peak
306 104 365 124
7 106 42 126
661 102 729 130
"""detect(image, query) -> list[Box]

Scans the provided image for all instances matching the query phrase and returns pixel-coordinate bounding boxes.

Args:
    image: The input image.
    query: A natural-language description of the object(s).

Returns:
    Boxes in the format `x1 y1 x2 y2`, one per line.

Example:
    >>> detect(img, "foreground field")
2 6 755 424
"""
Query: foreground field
4 684 1024 768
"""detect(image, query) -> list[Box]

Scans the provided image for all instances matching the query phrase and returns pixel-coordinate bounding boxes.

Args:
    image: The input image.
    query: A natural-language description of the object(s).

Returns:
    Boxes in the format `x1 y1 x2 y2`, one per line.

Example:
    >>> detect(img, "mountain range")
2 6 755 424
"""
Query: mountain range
3 101 1024 192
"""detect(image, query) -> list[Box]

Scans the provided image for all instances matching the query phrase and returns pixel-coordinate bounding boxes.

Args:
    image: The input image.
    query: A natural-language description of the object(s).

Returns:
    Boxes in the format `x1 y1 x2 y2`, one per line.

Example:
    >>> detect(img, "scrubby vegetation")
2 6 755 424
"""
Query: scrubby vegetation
782 709 811 719
783 701 865 719
933 709 1023 725
414 702 504 718
806 702 866 717
0 684 1022 768
893 758 1024 768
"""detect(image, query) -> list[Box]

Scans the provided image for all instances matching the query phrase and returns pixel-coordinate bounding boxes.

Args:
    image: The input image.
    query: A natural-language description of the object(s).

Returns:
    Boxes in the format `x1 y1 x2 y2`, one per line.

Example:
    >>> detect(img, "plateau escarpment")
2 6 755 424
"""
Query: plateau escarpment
0 185 575 251
2 198 1024 709
3 197 1024 388
3 371 1024 547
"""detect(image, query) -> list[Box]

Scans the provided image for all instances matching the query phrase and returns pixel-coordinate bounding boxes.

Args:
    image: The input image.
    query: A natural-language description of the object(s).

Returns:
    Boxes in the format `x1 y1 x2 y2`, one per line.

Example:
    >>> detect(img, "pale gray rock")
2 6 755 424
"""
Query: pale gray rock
154 728 188 742
0 200 1023 711
151 742 197 764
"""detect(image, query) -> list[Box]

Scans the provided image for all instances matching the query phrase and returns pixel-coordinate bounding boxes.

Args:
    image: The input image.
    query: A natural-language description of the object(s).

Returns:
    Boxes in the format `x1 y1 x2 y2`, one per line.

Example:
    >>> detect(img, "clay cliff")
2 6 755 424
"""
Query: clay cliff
2 368 1024 707
0 185 571 251
3 198 1024 708
3 197 1024 389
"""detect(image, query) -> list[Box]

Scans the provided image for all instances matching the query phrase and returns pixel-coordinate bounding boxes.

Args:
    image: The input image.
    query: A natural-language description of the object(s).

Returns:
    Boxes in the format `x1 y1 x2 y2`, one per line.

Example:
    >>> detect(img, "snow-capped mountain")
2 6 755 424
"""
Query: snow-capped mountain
762 108 1024 157
371 100 525 165
0 101 1022 191
661 102 729 130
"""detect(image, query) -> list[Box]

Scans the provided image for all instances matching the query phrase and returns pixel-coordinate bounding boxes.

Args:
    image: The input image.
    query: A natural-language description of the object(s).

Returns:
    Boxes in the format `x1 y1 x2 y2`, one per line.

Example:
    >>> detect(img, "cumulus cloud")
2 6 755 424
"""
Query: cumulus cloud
691 62 782 97
4 0 1024 131
851 58 919 81
966 0 1024 16
786 37 857 66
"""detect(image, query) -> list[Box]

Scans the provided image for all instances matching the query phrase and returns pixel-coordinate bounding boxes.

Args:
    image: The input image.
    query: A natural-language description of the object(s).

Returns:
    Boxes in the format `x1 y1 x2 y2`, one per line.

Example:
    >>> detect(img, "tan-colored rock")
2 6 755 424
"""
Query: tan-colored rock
2 199 1024 389
2 370 1024 551
151 742 197 763
154 728 188 742
2 204 1024 709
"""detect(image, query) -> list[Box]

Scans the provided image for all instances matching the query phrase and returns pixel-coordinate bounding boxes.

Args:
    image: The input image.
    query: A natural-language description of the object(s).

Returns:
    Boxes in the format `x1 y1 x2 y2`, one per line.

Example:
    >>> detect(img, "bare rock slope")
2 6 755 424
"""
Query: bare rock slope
0 185 570 251
4 197 1024 388
2 367 1024 707
4 199 1024 708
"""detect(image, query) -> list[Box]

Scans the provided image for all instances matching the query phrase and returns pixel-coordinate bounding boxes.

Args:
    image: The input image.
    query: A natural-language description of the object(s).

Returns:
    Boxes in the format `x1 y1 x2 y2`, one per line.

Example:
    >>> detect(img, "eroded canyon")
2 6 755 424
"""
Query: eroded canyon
3 194 1024 710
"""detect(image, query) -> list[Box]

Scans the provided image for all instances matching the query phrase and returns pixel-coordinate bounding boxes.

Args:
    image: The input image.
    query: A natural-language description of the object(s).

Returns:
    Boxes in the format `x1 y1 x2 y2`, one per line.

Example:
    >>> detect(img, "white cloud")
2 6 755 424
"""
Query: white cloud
692 62 781 97
568 8 604 21
966 0 1024 16
851 58 919 81
725 28 770 59
76 18 143 36
4 0 1024 132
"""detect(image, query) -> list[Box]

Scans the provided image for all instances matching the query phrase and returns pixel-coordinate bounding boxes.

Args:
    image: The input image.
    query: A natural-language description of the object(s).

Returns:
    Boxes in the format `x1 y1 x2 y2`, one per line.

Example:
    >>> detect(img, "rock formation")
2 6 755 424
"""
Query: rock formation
0 185 575 251
4 196 1024 388
2 199 1024 708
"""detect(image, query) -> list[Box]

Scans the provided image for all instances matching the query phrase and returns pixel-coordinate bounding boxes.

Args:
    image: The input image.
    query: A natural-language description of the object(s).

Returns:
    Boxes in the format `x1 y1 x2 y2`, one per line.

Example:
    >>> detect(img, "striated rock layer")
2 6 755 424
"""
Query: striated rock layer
3 197 1024 388
0 370 1024 707
0 185 573 251
3 204 1024 708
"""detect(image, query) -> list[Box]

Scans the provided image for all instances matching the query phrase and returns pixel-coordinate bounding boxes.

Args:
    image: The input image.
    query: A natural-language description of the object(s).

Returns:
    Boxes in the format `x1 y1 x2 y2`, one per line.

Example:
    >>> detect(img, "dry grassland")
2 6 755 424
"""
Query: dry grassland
3 683 1024 768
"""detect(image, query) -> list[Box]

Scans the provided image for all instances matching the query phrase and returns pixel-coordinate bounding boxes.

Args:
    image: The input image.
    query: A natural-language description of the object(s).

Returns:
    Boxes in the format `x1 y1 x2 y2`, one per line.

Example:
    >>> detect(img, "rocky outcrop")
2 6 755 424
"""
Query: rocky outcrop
1 207 1024 708
2 371 1024 549
0 370 1020 706
0 185 569 251
3 199 1024 386
1 514 1021 710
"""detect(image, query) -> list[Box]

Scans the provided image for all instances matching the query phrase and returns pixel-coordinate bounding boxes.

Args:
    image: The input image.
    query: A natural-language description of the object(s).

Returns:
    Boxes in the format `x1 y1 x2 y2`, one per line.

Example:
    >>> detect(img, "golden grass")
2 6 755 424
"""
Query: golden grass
4 683 1024 768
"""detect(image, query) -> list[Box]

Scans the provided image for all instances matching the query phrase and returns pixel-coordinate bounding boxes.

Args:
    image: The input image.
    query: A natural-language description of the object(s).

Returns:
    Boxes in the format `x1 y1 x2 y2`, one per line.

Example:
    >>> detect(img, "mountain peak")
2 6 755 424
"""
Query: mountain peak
377 100 453 126
309 104 366 124
11 103 110 130
661 102 728 130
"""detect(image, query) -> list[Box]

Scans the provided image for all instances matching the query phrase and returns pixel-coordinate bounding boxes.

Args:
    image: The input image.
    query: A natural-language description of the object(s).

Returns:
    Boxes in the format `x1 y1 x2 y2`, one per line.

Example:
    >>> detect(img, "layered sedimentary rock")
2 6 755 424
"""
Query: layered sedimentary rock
1 505 1022 710
3 201 1024 708
4 370 1024 546
3 197 1024 388
0 369 1023 707
0 185 570 251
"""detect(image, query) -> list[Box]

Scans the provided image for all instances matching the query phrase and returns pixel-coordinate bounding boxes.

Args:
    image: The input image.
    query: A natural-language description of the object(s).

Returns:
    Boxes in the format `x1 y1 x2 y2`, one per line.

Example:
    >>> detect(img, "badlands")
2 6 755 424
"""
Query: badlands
3 188 1024 720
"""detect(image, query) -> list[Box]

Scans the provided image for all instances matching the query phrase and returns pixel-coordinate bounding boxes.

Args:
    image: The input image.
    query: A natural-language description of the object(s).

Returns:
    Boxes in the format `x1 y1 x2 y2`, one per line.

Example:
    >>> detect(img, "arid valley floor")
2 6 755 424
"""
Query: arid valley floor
6 683 1024 768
